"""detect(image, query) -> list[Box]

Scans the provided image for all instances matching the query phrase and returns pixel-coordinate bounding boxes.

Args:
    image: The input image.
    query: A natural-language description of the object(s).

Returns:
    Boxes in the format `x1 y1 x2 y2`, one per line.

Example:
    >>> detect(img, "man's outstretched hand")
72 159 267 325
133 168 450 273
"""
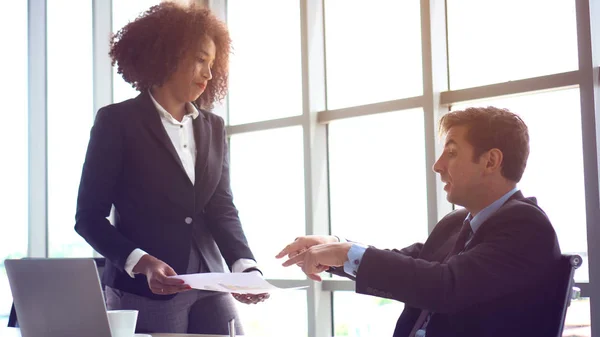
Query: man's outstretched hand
277 239 352 281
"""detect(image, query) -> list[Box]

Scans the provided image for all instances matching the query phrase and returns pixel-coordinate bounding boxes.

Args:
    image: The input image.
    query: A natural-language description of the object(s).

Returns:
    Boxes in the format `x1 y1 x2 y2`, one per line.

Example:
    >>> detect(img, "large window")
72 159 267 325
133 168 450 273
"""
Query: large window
227 0 302 125
324 0 422 109
47 0 95 257
229 127 306 279
223 0 598 336
0 0 28 325
446 0 578 89
328 109 428 249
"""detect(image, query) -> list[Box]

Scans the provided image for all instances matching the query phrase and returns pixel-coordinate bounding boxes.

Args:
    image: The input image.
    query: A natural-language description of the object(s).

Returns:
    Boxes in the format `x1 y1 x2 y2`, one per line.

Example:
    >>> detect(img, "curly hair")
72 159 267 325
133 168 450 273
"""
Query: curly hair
439 106 530 182
110 2 231 109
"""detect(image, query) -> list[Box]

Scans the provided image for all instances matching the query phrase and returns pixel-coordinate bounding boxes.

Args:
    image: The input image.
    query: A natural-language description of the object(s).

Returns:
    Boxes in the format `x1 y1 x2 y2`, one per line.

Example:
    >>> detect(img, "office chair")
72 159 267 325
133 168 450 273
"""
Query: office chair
7 257 106 328
553 254 583 337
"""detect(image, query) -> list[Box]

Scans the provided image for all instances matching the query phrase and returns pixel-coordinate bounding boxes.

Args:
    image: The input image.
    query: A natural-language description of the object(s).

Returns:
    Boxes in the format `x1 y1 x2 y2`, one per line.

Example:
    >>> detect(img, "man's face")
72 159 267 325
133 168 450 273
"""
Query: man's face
433 125 488 207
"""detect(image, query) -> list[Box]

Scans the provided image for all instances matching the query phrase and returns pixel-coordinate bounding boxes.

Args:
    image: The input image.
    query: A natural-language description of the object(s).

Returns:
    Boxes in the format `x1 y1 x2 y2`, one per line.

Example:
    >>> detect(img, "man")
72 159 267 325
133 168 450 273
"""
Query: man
276 107 561 337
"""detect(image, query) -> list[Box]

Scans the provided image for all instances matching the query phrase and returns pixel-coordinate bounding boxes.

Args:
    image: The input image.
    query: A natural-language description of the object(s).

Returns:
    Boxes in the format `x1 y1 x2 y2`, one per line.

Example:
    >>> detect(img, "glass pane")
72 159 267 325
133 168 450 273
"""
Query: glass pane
563 297 591 337
0 0 28 323
447 0 578 90
236 290 307 337
329 110 428 252
324 0 422 109
229 126 306 279
452 89 588 281
112 0 161 103
227 0 302 125
47 0 95 257
334 291 404 337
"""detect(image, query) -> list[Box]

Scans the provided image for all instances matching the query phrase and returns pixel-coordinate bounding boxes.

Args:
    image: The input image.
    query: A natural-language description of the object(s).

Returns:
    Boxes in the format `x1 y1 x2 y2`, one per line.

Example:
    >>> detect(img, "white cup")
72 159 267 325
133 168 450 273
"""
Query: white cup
107 310 139 337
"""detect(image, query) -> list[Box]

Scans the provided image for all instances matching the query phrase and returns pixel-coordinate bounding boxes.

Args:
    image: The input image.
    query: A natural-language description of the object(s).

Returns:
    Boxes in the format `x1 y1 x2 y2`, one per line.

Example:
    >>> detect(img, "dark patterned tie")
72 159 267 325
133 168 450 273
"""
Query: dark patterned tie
408 218 473 337
447 218 473 258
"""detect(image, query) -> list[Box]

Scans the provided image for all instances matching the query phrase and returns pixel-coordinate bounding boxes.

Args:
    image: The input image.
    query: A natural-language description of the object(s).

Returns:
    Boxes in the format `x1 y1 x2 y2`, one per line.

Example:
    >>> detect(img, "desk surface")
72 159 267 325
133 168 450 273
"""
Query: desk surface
1 328 229 337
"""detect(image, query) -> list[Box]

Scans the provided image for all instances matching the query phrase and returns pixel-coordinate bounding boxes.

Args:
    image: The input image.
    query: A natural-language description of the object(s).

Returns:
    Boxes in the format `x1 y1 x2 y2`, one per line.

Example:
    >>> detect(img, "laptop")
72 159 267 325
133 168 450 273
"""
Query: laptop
5 258 112 337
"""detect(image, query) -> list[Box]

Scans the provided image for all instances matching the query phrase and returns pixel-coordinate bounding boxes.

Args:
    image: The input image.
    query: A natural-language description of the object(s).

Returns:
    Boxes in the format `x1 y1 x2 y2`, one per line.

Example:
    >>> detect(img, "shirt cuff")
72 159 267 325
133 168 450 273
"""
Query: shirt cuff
124 248 148 278
343 243 368 277
232 258 259 274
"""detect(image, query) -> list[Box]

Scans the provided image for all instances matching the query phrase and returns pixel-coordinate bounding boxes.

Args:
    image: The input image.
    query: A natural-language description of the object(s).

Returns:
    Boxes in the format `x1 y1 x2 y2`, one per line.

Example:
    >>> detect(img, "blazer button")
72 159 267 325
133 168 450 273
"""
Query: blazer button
185 217 193 224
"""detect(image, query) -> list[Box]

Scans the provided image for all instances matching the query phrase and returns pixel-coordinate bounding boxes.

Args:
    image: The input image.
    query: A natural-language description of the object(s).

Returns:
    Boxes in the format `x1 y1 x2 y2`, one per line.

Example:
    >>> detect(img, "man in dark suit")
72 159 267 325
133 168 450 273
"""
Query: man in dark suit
277 106 561 337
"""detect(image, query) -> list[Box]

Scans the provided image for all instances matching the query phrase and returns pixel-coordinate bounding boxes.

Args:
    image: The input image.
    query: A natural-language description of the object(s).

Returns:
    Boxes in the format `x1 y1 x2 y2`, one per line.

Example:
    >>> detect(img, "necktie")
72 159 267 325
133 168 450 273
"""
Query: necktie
408 219 473 337
447 218 473 257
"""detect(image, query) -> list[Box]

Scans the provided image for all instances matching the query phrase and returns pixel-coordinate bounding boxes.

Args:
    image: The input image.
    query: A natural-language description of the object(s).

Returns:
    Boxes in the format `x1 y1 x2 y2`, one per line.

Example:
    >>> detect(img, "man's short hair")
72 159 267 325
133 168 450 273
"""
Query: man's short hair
439 106 530 182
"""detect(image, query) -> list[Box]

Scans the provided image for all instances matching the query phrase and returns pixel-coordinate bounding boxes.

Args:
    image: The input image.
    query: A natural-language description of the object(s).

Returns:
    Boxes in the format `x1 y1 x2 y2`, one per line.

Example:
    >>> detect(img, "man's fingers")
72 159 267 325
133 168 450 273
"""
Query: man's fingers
275 244 293 258
307 273 322 282
282 251 306 267
276 241 304 259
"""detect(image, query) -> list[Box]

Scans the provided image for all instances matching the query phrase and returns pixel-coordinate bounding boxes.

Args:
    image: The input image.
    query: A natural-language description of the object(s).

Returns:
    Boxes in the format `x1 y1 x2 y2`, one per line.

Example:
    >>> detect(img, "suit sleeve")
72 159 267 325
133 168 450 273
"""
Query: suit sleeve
328 242 424 279
204 122 255 269
75 107 138 271
391 242 424 258
355 208 559 313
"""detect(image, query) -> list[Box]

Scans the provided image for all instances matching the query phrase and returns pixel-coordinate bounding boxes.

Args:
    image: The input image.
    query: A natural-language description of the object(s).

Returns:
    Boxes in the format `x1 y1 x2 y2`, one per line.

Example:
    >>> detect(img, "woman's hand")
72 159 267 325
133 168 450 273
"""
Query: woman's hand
133 254 192 295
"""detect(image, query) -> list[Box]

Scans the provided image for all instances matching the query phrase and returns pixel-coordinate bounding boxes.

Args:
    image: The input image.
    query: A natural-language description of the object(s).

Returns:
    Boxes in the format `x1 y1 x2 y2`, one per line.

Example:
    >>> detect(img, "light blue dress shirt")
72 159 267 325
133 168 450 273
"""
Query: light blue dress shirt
343 186 519 279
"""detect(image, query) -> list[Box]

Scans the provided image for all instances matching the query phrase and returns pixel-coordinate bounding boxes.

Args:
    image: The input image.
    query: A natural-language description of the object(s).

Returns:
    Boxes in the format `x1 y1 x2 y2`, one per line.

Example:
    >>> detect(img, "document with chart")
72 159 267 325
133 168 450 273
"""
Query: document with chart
169 272 306 294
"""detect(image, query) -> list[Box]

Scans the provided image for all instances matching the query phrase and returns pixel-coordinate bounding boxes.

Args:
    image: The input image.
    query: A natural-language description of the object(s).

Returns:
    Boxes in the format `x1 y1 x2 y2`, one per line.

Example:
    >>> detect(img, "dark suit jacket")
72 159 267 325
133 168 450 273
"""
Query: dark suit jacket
332 191 561 337
75 91 255 300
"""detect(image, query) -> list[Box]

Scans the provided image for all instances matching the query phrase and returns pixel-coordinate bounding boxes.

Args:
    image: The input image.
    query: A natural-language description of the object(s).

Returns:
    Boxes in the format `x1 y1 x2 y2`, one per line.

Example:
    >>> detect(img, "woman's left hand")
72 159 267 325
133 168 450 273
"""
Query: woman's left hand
232 292 270 304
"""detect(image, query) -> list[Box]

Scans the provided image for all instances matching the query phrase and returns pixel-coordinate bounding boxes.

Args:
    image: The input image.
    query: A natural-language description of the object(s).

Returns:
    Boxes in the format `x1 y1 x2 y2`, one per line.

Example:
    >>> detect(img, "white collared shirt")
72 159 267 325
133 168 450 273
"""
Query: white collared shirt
123 91 258 278
149 91 199 184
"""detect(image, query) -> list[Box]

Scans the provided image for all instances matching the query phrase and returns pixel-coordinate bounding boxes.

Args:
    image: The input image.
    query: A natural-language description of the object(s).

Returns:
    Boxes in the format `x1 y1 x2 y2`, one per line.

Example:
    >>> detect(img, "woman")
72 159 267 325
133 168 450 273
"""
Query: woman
75 3 267 334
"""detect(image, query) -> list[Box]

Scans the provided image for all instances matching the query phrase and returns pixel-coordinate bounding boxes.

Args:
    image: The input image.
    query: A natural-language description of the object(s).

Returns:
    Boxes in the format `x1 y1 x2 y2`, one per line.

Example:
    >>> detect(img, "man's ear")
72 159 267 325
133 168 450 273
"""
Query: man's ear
486 148 503 172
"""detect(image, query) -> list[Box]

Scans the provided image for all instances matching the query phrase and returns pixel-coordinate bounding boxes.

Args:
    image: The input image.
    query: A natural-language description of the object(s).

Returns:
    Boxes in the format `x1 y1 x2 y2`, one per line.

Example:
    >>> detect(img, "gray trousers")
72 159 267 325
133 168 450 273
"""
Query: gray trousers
105 247 243 334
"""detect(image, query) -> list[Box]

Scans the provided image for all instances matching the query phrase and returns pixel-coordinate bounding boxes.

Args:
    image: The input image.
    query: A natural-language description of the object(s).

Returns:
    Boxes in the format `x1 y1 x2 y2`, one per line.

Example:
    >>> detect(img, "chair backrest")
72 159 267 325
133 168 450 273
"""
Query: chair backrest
551 254 582 337
7 257 106 328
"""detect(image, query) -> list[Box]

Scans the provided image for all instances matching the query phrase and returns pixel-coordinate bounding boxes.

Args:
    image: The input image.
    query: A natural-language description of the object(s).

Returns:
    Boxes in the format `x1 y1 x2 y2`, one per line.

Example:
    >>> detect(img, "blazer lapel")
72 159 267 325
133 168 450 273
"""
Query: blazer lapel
193 110 212 188
136 92 189 183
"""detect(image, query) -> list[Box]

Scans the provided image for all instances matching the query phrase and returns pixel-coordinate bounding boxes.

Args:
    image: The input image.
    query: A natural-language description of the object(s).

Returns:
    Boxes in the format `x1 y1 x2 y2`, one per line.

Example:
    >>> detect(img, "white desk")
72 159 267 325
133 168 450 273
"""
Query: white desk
1 328 229 337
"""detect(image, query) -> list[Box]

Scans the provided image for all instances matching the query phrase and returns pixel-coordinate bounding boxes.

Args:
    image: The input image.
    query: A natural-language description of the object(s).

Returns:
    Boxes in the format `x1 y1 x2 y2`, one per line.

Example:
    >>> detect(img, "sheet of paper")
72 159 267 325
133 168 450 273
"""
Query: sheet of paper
169 272 307 294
